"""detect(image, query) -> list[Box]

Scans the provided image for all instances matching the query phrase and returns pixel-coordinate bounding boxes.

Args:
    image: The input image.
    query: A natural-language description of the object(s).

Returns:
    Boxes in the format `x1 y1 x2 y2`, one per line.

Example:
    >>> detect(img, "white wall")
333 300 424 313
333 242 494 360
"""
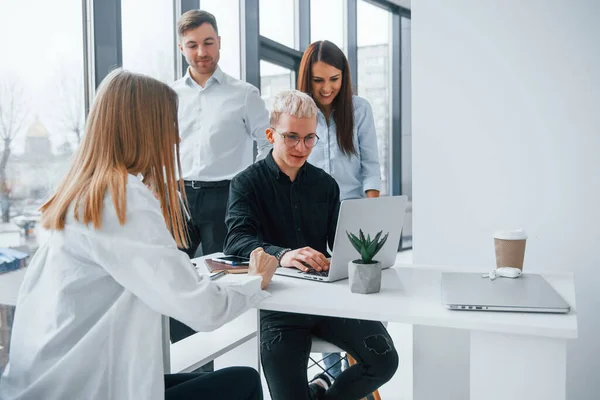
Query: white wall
412 1 600 399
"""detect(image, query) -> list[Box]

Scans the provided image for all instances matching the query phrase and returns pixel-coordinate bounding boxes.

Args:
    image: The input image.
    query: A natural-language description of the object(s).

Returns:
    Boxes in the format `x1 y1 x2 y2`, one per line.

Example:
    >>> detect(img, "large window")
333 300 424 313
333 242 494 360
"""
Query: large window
122 0 175 83
0 0 85 373
260 61 295 109
0 0 412 377
0 0 84 238
201 0 242 79
259 0 296 49
357 0 392 196
310 0 345 52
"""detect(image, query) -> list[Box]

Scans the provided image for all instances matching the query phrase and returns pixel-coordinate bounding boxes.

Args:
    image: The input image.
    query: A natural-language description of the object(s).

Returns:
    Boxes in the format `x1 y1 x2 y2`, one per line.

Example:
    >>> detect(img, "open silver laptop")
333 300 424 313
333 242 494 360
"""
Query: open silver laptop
441 272 570 313
275 195 408 283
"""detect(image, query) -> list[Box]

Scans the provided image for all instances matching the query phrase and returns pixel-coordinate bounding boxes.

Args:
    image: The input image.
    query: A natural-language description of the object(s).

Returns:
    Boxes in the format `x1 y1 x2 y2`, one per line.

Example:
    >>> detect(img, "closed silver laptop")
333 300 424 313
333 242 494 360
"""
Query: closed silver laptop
441 272 570 313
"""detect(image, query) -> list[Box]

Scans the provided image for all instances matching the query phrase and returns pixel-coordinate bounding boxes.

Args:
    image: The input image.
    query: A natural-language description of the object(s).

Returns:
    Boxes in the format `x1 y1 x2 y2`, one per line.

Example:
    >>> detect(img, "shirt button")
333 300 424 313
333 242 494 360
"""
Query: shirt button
294 205 298 209
296 228 301 232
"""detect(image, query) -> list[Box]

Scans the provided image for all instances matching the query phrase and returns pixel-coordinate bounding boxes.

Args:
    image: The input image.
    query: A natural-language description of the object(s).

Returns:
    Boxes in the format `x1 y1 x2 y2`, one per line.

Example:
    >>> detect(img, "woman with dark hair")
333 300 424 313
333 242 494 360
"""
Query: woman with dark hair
297 40 382 381
298 40 381 202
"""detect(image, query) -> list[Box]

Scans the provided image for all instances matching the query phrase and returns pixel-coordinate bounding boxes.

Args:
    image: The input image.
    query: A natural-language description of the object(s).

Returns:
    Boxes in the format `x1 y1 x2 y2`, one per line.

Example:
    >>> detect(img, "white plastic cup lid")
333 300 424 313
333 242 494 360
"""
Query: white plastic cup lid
493 229 527 240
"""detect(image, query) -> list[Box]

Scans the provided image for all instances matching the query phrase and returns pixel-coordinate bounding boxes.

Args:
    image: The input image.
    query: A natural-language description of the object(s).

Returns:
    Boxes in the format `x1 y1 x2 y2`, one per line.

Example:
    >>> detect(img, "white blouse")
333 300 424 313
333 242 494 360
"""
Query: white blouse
0 174 268 400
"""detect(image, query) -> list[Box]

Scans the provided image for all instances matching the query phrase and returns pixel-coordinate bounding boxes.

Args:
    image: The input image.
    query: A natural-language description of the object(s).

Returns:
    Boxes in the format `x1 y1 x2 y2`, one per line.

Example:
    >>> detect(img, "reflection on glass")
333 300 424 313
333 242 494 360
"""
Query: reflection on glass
310 0 345 52
200 0 242 79
260 61 295 110
122 0 175 83
259 0 296 49
357 0 391 196
0 0 85 374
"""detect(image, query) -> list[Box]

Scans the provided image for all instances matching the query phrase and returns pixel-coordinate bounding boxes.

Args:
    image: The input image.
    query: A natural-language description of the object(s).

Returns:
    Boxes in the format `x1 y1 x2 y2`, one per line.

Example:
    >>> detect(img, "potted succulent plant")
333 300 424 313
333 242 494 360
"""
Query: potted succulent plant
346 229 389 294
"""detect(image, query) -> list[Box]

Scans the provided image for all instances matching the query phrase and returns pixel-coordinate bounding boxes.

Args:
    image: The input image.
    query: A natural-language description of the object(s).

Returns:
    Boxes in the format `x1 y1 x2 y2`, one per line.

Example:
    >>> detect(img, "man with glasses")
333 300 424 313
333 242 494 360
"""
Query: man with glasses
224 90 399 400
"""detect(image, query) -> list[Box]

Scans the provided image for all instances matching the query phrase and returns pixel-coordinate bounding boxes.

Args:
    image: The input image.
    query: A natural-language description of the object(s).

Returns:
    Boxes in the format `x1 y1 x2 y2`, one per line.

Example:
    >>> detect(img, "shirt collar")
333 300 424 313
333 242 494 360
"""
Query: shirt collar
316 107 335 124
211 66 224 83
265 150 309 181
184 65 224 88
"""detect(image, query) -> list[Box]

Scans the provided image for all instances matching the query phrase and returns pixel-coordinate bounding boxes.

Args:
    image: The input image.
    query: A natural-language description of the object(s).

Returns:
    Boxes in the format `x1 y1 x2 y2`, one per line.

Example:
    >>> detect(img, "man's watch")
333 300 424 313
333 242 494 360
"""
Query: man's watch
275 248 292 267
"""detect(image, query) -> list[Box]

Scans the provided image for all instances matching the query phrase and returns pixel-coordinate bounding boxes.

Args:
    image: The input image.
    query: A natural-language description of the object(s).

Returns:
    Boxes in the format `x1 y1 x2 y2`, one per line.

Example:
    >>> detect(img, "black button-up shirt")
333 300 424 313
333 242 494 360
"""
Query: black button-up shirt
224 151 340 258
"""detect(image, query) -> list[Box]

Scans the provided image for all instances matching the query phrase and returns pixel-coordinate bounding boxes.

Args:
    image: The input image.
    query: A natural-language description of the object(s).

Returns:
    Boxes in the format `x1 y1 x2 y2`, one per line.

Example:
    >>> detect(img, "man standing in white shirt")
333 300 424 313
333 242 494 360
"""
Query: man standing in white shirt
170 10 271 350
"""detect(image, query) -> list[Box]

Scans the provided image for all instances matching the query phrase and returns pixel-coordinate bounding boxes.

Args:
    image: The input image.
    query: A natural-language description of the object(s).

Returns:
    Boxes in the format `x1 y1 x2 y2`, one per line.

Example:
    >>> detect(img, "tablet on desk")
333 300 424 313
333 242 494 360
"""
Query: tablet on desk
211 255 250 266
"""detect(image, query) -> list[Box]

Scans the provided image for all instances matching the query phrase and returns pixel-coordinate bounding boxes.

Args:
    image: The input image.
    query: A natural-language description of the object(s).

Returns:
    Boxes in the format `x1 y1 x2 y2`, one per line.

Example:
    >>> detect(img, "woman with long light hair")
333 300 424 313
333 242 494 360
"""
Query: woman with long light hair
0 69 276 400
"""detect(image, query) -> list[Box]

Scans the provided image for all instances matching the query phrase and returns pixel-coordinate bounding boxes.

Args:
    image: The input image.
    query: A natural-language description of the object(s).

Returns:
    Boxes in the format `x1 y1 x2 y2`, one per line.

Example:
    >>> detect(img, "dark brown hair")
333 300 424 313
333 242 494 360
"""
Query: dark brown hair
297 40 355 156
177 10 218 38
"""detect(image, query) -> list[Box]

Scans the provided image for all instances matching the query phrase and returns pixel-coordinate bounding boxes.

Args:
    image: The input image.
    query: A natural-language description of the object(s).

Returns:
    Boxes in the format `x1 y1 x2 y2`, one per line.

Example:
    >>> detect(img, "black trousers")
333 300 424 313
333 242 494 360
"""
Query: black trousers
179 181 231 259
260 311 399 400
165 367 263 399
170 181 231 371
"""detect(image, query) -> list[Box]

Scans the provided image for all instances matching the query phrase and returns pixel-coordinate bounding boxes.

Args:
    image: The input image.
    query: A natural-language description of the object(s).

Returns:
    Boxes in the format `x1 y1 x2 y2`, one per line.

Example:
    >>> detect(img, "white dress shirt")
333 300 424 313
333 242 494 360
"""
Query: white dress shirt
0 174 268 400
172 66 271 181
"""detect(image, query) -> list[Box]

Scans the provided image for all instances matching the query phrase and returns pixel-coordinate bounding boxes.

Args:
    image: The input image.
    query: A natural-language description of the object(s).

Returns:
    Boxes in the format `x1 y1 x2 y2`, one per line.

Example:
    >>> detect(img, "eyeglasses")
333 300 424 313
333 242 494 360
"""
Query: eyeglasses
272 128 320 148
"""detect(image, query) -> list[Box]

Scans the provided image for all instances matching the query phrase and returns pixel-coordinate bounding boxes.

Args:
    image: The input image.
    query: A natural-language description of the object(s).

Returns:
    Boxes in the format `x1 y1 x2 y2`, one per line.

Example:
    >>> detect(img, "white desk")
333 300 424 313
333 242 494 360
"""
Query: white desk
197 256 578 400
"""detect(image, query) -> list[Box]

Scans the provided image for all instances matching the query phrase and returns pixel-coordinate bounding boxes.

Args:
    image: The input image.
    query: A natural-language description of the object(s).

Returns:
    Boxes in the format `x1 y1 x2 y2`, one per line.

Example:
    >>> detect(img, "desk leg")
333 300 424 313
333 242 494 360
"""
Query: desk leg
470 331 566 400
161 315 171 374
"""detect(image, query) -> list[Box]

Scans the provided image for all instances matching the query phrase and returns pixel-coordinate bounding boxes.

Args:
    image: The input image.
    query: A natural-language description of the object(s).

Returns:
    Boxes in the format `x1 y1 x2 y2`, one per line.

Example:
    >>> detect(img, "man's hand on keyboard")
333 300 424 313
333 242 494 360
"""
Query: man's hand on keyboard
280 247 330 272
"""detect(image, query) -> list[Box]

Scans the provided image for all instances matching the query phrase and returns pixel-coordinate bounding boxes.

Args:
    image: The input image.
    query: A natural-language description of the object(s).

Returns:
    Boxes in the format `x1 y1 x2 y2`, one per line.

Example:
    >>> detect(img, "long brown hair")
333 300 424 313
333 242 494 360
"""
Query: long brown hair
41 69 188 247
297 40 356 156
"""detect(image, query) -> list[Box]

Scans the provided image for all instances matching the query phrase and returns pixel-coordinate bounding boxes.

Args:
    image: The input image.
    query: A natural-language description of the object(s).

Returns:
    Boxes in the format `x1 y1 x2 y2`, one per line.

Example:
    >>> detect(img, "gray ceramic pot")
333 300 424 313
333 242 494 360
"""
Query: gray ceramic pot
348 260 382 294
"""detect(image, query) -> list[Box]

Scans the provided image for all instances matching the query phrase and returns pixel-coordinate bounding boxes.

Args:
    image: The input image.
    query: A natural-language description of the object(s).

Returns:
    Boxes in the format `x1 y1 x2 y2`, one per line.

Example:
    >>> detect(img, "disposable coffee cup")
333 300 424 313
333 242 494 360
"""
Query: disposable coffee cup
493 229 527 270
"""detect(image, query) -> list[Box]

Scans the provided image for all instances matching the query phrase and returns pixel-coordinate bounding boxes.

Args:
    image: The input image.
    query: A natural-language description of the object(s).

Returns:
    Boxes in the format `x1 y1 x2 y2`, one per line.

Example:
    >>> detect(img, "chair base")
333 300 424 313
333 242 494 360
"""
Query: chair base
307 352 382 400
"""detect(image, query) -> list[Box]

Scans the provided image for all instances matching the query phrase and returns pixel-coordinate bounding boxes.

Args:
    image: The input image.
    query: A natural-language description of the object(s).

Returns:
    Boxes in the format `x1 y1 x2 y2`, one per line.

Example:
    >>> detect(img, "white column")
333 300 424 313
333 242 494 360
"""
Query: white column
413 325 470 400
470 331 566 400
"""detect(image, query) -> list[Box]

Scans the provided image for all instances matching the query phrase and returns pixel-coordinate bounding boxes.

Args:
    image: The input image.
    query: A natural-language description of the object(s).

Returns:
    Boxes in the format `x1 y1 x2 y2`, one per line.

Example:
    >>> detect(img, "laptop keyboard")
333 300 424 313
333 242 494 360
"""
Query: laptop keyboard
303 268 329 277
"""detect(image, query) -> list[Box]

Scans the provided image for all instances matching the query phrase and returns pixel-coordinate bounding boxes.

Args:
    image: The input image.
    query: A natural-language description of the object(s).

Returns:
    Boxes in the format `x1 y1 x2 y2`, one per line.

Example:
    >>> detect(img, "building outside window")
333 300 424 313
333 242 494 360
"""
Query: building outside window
0 0 85 373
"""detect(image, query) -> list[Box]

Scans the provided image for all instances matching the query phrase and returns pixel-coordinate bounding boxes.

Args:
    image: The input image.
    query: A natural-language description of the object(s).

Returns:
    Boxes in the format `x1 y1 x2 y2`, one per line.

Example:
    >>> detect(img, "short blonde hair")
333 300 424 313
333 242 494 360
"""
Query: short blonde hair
270 90 318 127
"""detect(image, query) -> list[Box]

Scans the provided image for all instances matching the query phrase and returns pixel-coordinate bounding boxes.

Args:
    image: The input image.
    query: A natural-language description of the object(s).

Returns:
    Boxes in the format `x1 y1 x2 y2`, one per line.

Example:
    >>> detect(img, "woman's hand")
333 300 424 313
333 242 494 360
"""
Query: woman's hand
247 248 278 290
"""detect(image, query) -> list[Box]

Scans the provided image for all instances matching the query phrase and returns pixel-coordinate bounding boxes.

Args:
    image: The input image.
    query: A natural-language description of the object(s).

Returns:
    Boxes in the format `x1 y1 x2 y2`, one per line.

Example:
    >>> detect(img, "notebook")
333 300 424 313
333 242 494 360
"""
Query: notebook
199 259 248 274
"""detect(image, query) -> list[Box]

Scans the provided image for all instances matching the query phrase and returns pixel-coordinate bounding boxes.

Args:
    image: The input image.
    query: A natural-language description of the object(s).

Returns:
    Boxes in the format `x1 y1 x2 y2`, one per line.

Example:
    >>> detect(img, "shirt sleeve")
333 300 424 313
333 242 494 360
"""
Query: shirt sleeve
87 184 268 333
244 86 272 161
355 98 382 194
224 174 286 258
